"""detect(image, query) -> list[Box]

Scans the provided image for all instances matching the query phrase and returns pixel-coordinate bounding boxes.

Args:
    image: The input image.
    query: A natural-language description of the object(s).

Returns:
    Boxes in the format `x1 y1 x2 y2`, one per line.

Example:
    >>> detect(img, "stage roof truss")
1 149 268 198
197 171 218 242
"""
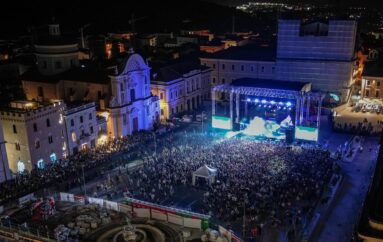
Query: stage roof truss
213 84 324 101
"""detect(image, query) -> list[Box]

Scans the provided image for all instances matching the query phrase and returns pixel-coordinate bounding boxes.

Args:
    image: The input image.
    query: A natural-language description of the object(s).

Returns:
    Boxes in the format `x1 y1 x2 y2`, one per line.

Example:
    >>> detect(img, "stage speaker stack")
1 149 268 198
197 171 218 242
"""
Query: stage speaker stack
285 128 295 144
233 123 241 131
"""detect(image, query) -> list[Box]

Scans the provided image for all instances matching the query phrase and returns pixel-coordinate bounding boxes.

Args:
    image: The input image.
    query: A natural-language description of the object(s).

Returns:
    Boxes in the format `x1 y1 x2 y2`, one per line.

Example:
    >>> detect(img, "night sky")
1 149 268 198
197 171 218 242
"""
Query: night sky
0 0 382 39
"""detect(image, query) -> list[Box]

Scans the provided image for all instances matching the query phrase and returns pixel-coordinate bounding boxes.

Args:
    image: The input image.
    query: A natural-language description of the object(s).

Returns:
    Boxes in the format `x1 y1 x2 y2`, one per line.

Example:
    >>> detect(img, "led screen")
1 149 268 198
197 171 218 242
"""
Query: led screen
212 116 232 130
241 116 286 139
295 126 318 141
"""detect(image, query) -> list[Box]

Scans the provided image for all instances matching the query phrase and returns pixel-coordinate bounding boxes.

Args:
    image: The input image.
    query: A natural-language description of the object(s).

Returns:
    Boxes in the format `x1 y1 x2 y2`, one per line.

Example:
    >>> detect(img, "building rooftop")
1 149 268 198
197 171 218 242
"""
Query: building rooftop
0 100 63 113
363 61 383 77
152 61 210 83
35 35 77 46
231 78 310 92
200 43 276 61
22 64 112 84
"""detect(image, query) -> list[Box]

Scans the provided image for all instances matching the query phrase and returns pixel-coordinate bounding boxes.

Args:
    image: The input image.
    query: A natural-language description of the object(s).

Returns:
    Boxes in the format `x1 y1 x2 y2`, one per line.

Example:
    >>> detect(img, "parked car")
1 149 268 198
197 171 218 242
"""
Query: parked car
181 115 192 123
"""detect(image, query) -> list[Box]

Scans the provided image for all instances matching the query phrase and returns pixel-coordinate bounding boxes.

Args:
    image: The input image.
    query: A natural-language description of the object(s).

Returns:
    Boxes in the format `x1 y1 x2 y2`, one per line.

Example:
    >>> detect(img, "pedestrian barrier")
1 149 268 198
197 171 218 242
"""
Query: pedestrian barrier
58 192 211 231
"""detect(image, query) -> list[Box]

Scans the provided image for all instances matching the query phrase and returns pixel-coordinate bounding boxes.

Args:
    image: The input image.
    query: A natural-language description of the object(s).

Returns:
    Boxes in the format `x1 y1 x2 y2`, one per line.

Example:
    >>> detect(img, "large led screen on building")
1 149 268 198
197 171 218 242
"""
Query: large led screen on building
295 126 318 141
212 116 232 130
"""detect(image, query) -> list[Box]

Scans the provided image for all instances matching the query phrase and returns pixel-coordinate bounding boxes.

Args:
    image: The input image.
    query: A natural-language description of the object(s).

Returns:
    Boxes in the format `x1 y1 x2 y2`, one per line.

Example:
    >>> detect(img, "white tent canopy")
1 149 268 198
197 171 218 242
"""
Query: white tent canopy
192 165 217 186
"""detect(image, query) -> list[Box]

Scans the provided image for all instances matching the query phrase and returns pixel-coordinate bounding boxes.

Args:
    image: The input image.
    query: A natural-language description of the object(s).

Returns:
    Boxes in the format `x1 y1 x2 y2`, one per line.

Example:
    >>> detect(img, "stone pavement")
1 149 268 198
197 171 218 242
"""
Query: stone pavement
312 136 379 242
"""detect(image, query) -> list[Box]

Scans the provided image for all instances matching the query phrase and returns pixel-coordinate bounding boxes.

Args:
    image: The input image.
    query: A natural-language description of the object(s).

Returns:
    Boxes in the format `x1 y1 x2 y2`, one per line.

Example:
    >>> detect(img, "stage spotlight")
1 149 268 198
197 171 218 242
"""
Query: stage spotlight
279 102 284 106
283 107 287 110
270 100 276 105
286 102 292 107
254 99 260 103
261 99 267 104
263 105 267 108
247 98 251 102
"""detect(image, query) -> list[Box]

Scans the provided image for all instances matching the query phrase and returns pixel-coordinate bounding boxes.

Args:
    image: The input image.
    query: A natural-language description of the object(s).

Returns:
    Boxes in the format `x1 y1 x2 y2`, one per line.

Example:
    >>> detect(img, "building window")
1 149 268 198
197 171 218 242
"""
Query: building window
15 142 20 151
261 66 265 72
89 113 92 120
12 124 17 134
160 109 164 116
366 89 370 97
98 91 102 99
123 114 127 125
241 65 244 71
222 64 225 70
272 67 275 73
181 104 183 111
42 61 47 69
35 140 40 149
170 92 173 100
130 89 136 101
213 64 216 69
81 129 85 136
251 66 254 72
38 86 44 97
46 118 50 127
71 119 74 127
72 132 76 142
377 81 381 87
213 78 216 84
232 65 235 70
160 93 164 100
120 83 124 90
70 59 75 67
222 78 225 84
55 61 62 69
48 136 53 144
90 126 94 134
33 123 37 132
80 116 83 123
376 90 380 98
367 80 371 86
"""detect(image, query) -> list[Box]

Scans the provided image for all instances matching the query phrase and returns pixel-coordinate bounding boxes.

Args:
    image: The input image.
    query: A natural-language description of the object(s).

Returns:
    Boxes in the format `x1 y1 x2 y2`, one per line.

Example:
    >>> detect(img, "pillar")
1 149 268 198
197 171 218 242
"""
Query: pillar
245 98 248 118
211 89 216 116
317 98 322 130
295 97 300 126
229 91 234 124
235 93 240 123
299 96 305 124
305 96 310 122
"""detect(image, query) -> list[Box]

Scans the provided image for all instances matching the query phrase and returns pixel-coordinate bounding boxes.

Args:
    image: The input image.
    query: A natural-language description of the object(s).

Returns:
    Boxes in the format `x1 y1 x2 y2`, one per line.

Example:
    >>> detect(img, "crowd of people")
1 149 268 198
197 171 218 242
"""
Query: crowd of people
0 131 159 204
333 121 375 135
125 133 338 230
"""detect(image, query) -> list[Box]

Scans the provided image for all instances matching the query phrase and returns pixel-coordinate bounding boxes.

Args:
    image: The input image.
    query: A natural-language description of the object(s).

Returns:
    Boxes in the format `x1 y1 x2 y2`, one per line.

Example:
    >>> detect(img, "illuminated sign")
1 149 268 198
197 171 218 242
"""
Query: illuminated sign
212 116 232 130
295 126 318 141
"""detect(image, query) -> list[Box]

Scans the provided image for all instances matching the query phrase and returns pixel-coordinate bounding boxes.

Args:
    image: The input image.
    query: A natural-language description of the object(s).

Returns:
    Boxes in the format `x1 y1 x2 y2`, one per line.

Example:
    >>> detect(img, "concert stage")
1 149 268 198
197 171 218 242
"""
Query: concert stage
211 78 324 142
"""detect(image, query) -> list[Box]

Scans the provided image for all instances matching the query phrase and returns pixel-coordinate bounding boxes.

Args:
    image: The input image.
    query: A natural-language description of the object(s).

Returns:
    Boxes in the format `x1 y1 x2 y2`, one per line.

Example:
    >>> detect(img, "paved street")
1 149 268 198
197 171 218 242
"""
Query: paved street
313 136 379 242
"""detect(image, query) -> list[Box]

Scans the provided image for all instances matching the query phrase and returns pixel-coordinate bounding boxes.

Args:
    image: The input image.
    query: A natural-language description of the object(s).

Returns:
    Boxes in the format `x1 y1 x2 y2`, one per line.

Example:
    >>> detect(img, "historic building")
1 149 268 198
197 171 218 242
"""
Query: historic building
200 43 276 88
21 23 159 139
151 62 211 120
0 100 66 173
107 53 160 137
200 19 358 102
35 23 79 77
62 102 99 156
0 120 10 182
275 19 358 101
361 61 383 99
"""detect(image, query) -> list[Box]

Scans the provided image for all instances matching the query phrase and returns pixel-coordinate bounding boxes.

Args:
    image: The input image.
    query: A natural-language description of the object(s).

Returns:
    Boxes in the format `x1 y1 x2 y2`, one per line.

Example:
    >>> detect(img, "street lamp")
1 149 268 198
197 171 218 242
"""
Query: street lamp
153 132 157 156
81 164 87 197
